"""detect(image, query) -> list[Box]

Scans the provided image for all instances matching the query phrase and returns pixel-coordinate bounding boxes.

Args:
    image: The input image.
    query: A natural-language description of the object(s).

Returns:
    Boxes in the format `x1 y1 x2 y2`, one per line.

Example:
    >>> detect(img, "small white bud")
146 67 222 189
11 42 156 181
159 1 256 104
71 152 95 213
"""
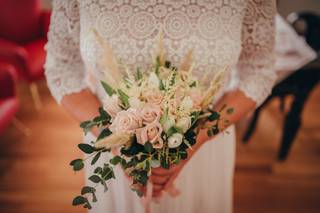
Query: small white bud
168 133 184 148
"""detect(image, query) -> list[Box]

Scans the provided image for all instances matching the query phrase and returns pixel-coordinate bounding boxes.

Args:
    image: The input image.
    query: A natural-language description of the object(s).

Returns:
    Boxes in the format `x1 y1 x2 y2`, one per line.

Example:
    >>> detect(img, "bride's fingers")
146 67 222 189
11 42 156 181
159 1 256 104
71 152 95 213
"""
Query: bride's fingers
152 166 179 176
151 175 169 185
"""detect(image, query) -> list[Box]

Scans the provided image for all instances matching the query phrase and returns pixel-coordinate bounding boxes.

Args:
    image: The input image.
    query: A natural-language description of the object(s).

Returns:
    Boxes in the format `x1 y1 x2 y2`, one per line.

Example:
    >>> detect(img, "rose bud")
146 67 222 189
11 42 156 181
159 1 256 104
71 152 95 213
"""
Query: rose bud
176 117 191 133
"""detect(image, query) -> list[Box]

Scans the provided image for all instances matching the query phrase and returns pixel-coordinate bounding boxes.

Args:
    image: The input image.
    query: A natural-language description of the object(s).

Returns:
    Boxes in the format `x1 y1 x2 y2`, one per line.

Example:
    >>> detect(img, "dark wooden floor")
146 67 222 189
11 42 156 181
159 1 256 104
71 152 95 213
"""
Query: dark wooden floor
0 81 319 213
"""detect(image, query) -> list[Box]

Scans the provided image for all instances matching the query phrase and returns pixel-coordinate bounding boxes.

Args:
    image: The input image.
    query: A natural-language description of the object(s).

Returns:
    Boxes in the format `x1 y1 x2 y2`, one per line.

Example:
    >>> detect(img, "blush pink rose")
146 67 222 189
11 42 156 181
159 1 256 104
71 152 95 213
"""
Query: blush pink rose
140 104 162 124
136 122 163 149
103 94 122 118
145 89 163 105
109 108 142 133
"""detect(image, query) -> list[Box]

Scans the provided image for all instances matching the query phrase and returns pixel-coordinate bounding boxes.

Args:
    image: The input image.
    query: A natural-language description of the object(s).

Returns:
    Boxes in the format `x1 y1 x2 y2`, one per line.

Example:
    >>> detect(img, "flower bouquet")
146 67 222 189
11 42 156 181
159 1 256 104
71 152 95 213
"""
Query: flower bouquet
70 30 233 209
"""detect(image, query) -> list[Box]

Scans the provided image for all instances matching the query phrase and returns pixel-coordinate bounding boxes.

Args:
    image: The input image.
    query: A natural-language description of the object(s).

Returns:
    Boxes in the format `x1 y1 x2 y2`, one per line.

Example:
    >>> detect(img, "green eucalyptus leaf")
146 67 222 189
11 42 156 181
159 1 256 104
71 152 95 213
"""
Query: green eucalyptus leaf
208 111 220 121
117 89 130 108
136 68 143 81
72 196 87 206
101 81 115 96
89 175 101 183
110 156 122 165
144 142 153 154
81 186 96 195
97 129 112 141
70 159 84 171
91 152 101 165
94 167 103 174
78 143 95 154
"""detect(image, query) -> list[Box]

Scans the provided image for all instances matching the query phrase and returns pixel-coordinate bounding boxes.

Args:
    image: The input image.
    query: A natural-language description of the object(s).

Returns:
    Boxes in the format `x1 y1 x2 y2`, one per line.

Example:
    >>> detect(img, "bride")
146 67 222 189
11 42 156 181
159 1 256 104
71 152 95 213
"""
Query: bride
45 0 276 212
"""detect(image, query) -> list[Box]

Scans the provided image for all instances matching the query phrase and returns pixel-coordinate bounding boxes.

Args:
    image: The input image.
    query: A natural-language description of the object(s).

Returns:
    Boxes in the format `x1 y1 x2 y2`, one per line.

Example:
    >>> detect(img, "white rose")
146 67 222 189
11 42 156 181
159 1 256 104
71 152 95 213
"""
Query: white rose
176 117 191 133
168 133 183 148
180 96 193 112
129 97 143 109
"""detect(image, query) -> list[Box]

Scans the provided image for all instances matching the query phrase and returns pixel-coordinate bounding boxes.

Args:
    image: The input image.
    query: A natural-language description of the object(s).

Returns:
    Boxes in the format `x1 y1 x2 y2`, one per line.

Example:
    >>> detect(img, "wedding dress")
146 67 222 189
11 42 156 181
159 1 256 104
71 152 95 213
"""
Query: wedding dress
44 1 276 212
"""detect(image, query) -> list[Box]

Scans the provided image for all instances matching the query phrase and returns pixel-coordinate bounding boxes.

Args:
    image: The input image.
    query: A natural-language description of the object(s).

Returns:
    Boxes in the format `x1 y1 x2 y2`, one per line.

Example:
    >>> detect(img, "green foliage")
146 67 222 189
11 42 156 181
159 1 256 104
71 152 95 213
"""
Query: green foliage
144 142 153 154
80 121 96 135
91 152 101 165
208 111 220 121
70 159 84 171
110 156 122 165
135 68 143 81
80 108 111 135
89 175 101 183
117 89 130 109
101 81 115 96
96 128 112 141
78 143 95 154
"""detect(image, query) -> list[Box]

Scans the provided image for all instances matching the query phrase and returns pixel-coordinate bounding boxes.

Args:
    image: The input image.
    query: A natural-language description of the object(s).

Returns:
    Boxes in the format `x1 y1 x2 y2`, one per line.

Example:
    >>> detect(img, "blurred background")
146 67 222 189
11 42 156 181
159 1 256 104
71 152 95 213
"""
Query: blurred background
0 0 319 212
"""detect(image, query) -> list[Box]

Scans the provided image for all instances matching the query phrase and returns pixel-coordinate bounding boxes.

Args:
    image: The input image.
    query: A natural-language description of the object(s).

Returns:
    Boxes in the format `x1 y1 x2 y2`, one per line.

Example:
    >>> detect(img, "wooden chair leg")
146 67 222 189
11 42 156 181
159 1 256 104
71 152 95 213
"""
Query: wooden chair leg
277 93 309 161
12 117 31 136
29 82 42 110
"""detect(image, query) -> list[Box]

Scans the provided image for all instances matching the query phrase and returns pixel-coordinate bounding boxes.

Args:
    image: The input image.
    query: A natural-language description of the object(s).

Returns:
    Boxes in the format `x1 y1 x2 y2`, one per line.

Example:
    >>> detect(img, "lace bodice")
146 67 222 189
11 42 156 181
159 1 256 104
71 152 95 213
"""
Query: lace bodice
45 0 277 106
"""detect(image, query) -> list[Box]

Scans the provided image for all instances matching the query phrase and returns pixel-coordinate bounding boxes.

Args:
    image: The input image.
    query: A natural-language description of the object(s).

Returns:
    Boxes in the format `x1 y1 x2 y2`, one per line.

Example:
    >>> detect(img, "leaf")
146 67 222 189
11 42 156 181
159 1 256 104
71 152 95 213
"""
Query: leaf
91 152 101 165
94 167 103 174
72 196 87 206
83 202 92 209
144 142 153 154
70 159 84 171
81 186 96 195
89 175 101 183
135 68 143 81
101 81 115 96
80 121 92 128
117 89 130 108
97 129 112 141
208 111 220 121
78 143 96 154
80 121 96 135
110 156 122 165
159 79 165 90
159 108 169 125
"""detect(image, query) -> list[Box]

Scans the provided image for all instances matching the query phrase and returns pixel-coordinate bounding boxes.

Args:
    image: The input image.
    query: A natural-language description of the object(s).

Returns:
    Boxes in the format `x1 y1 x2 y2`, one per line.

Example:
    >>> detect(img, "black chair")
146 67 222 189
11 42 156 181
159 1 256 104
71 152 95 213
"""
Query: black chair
242 12 320 161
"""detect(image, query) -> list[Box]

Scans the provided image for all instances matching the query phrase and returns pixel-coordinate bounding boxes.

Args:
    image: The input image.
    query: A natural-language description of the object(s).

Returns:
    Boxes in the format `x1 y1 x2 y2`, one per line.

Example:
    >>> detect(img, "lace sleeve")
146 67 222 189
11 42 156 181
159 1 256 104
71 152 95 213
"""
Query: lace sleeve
44 0 87 104
236 0 277 106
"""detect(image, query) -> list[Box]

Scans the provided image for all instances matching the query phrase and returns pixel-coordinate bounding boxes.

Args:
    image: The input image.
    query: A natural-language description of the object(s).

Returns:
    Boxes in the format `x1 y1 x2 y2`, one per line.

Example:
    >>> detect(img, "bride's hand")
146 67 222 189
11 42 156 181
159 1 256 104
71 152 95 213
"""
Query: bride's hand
150 128 210 197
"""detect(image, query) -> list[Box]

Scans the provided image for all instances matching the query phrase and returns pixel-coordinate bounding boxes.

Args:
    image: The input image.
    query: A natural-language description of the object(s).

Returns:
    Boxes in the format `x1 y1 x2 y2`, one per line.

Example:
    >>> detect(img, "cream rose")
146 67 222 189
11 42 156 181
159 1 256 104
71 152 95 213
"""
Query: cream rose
103 94 122 118
136 122 163 149
168 133 183 148
109 108 142 133
176 117 191 133
145 89 163 105
140 104 162 124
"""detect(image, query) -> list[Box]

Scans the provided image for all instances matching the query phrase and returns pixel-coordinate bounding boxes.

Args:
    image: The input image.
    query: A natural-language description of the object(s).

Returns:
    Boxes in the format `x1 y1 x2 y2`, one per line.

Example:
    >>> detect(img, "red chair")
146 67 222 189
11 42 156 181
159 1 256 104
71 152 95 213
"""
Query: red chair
0 0 51 109
0 63 19 134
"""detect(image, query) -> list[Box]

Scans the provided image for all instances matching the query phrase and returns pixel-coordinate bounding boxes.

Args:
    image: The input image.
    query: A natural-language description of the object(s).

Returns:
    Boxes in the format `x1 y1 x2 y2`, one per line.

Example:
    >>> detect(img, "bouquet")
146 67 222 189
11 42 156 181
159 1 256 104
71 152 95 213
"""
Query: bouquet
70 30 233 209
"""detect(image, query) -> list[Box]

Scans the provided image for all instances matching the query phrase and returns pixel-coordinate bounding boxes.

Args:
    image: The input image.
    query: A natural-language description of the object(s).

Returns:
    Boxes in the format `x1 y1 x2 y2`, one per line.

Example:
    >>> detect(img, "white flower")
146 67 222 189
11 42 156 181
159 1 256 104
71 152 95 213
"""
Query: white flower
168 133 183 148
148 72 160 88
129 97 143 109
176 117 191 133
180 96 193 112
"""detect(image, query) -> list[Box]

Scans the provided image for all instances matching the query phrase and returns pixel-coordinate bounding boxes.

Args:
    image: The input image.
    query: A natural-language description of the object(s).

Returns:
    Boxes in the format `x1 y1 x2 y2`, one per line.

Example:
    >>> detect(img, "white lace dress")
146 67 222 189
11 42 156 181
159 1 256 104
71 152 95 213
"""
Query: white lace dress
45 1 277 212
